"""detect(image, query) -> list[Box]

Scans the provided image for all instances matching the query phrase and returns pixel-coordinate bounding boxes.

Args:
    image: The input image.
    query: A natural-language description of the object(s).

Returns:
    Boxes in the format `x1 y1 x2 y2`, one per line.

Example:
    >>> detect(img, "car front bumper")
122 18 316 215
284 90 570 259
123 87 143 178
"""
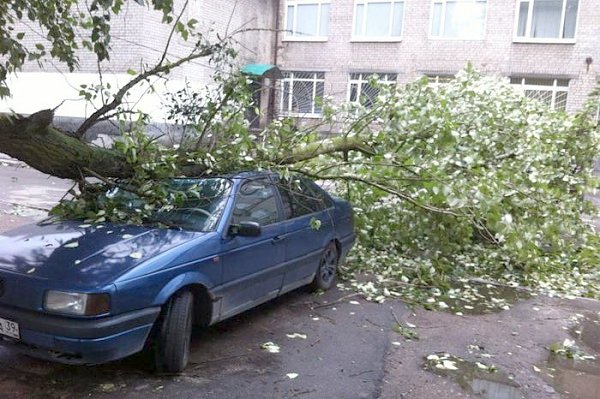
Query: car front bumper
0 304 161 364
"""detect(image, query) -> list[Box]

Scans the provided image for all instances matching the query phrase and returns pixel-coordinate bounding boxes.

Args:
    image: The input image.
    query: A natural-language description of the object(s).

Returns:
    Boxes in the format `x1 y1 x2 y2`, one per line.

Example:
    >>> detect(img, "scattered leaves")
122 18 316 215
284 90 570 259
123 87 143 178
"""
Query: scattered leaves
261 342 280 354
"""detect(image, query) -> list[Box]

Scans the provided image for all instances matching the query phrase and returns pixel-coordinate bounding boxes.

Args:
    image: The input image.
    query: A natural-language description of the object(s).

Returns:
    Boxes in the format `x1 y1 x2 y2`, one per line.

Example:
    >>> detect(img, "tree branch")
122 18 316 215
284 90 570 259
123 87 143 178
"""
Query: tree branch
274 136 375 165
75 44 217 139
159 0 189 66
298 170 461 216
0 112 133 179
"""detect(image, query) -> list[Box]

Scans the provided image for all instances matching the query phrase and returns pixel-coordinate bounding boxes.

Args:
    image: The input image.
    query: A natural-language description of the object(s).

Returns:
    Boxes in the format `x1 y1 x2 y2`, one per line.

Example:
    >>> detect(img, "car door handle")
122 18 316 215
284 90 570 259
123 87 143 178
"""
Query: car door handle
271 235 286 243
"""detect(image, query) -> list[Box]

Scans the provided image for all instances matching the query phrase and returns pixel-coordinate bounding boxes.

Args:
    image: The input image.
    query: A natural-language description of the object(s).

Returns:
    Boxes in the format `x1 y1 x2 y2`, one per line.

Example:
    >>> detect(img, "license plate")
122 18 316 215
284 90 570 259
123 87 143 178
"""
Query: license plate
0 317 19 339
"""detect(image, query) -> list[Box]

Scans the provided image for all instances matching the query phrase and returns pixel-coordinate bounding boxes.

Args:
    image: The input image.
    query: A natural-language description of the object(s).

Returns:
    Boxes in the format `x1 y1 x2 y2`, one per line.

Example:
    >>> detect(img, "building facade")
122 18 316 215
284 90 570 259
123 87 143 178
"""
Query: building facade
1 0 598 126
1 0 276 124
276 0 599 118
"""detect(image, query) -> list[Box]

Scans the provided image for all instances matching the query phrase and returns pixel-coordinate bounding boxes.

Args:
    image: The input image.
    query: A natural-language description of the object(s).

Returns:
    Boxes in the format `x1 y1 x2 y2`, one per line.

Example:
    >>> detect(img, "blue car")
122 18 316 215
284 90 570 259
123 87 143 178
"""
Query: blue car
0 172 354 372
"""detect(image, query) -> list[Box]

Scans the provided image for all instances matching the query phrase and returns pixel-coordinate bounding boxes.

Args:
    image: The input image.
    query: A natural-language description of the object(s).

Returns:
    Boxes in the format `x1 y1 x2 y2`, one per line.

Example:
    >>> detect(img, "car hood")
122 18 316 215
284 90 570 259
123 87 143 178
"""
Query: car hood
0 220 205 287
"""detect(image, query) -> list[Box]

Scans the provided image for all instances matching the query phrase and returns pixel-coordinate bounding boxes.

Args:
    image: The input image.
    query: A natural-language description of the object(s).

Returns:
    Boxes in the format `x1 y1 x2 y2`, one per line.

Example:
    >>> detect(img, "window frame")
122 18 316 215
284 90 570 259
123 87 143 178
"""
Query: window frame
229 178 283 227
351 0 405 42
347 72 398 107
279 71 326 118
510 77 570 111
512 0 580 44
274 176 334 220
429 0 488 40
284 0 331 42
424 74 455 90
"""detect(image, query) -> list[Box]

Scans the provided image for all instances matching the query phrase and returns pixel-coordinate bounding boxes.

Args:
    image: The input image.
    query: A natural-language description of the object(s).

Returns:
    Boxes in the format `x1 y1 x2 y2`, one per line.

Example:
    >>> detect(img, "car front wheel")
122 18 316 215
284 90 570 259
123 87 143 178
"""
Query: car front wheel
311 242 339 291
154 290 193 373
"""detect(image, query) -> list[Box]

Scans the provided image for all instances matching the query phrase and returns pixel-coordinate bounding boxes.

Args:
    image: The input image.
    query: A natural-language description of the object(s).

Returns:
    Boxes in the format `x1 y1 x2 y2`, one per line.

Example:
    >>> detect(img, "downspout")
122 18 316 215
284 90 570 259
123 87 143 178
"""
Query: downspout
267 0 281 122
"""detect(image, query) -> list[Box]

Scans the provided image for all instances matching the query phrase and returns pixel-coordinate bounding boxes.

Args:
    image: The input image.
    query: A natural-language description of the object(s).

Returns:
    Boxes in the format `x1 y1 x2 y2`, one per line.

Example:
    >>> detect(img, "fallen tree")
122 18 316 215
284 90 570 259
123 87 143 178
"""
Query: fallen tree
1 1 600 301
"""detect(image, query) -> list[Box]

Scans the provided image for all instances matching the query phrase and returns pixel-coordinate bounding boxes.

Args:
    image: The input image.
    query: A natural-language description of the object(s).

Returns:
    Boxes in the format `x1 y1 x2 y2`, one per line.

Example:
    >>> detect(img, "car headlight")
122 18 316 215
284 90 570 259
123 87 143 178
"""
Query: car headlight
44 291 110 316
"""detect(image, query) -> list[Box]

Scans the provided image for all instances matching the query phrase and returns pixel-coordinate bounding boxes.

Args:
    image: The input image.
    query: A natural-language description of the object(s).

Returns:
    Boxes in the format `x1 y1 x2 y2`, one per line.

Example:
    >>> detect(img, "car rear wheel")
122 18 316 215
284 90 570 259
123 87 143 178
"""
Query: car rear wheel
311 242 338 291
154 290 193 373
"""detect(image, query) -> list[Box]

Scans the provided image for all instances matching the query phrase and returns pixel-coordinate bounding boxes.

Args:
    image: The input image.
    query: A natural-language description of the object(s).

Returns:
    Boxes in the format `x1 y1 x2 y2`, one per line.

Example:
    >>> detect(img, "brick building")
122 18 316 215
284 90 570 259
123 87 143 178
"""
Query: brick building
1 0 598 125
0 0 276 124
276 0 599 118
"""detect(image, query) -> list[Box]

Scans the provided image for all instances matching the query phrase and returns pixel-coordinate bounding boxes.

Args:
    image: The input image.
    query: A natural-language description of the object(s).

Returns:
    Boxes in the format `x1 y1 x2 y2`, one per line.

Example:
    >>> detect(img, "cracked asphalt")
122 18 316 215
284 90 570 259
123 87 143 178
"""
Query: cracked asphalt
1 163 600 399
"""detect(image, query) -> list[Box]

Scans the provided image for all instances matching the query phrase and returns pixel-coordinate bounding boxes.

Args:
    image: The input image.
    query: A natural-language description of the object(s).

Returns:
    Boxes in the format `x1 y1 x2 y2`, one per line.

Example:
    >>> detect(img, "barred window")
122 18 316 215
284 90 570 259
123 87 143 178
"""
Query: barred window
425 74 454 87
348 72 397 108
510 77 569 111
280 71 326 116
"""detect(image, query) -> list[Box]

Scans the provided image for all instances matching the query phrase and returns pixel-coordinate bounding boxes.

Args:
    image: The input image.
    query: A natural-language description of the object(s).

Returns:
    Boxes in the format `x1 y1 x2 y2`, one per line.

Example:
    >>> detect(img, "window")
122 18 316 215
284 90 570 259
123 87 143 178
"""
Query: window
425 74 454 87
353 1 404 39
431 0 487 39
510 77 569 111
280 71 325 116
515 0 579 41
285 1 330 39
348 73 397 108
275 177 332 219
108 178 232 232
232 179 280 226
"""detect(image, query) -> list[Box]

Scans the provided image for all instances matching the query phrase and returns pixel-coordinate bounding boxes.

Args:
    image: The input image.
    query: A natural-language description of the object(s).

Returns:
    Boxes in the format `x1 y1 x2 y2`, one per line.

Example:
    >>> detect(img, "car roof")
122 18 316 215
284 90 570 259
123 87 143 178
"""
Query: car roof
175 171 293 182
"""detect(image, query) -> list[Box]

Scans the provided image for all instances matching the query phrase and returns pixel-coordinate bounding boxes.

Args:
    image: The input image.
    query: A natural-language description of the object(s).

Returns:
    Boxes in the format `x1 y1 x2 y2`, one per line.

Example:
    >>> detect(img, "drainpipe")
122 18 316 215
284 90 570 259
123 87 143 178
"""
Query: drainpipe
267 0 281 123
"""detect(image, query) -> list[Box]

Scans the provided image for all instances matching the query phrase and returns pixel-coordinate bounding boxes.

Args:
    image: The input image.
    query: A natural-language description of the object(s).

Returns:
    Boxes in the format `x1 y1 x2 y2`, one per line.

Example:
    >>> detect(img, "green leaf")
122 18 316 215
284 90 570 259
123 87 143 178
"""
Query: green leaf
187 18 198 29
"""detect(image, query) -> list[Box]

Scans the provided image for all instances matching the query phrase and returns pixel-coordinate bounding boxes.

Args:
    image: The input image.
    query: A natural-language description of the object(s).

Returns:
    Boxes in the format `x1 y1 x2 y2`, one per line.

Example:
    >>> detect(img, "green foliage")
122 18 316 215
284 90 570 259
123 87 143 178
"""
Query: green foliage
4 0 599 301
50 115 189 225
50 54 600 300
548 339 595 360
331 68 600 297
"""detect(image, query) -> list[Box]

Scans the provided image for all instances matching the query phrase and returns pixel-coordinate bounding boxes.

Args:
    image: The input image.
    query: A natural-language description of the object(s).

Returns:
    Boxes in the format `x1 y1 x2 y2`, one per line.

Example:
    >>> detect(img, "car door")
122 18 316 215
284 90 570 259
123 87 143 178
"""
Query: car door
275 176 333 293
218 178 286 319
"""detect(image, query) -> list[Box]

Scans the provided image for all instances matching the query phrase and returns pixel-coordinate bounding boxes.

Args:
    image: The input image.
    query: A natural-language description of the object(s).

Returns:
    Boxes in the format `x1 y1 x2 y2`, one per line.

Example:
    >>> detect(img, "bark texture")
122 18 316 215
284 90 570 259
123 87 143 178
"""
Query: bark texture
0 111 132 179
0 111 374 181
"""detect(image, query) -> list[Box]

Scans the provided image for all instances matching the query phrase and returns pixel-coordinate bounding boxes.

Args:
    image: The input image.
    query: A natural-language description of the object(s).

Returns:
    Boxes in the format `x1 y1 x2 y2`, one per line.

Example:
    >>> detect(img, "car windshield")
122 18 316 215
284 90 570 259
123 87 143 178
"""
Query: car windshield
106 178 232 232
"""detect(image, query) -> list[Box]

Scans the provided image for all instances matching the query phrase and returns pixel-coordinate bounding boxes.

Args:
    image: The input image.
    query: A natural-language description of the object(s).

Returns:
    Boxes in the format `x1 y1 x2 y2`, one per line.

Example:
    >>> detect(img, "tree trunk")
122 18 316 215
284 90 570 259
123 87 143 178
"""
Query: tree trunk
0 110 374 181
0 111 132 180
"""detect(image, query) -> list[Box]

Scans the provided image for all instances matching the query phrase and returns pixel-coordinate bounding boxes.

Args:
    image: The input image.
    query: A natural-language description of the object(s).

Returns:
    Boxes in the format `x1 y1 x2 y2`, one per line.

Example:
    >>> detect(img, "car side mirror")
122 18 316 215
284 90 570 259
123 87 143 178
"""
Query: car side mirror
229 221 261 237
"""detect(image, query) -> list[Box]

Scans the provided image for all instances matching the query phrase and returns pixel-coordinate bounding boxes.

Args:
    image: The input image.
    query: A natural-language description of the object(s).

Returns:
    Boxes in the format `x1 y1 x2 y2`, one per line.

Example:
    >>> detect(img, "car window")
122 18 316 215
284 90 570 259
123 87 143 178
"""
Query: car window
275 176 331 219
231 179 280 226
154 178 232 231
106 178 232 232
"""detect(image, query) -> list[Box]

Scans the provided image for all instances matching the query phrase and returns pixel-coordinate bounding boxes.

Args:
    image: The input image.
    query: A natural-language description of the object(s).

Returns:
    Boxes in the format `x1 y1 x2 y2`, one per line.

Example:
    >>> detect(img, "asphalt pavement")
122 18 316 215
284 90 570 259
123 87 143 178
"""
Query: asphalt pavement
1 163 600 399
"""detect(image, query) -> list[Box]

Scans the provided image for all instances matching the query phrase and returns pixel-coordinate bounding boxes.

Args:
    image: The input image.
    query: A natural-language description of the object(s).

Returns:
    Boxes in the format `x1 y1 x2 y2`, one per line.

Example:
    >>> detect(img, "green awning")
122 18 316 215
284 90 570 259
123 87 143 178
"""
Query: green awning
241 64 282 79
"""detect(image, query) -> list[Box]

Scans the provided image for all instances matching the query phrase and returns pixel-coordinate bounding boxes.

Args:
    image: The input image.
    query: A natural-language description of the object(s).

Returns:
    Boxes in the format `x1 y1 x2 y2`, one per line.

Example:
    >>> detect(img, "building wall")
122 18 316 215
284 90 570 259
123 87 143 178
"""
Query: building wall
276 0 600 113
2 0 276 120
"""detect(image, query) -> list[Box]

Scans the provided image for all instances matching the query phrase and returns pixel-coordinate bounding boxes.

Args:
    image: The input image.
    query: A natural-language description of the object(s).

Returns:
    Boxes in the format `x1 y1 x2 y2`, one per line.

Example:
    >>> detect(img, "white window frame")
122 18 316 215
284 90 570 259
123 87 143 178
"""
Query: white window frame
351 1 405 42
425 74 455 88
510 77 569 111
429 0 488 40
513 0 579 44
284 1 331 42
347 72 398 106
280 71 326 118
